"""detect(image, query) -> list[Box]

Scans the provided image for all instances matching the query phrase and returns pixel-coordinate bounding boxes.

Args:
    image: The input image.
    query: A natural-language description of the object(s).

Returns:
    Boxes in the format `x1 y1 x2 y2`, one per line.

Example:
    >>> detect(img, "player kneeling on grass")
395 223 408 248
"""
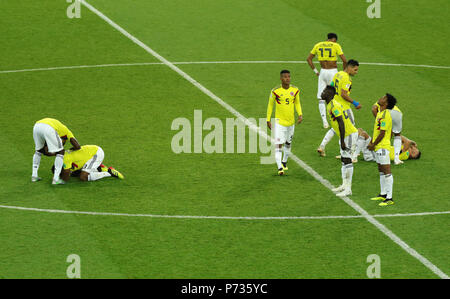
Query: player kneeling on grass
367 94 397 206
354 128 421 162
321 85 357 197
52 145 124 182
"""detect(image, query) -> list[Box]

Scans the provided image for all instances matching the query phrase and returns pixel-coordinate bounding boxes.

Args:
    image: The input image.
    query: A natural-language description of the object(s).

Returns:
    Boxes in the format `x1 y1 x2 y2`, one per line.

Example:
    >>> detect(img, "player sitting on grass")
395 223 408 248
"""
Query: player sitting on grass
353 128 421 162
52 145 124 182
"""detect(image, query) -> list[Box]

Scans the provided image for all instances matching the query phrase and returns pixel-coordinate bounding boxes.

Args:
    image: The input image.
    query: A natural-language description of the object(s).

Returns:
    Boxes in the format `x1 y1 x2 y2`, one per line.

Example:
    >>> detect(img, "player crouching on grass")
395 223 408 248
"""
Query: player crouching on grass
321 85 357 197
266 70 303 175
52 145 124 182
367 94 397 206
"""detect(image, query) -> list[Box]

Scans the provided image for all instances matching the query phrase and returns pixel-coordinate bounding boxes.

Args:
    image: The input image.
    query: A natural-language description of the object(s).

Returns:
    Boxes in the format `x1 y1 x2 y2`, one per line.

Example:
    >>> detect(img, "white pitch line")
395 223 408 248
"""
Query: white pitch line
0 204 448 220
76 0 448 279
174 60 450 69
0 60 449 74
0 62 164 74
373 211 450 218
0 205 361 220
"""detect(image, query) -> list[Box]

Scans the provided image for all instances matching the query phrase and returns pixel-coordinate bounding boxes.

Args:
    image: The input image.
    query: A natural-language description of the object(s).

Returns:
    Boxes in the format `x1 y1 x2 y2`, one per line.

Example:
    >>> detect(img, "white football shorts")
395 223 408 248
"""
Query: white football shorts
390 109 403 134
339 132 357 159
375 148 391 165
317 68 338 99
82 147 105 174
274 120 295 145
33 122 64 153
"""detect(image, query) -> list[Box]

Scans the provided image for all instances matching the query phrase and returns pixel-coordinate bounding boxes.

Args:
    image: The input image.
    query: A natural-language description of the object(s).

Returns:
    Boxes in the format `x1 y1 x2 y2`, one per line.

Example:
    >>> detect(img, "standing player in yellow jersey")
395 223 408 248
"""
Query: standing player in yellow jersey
371 97 404 165
53 145 124 182
354 128 421 162
266 70 303 175
368 94 397 206
321 86 358 196
317 60 361 159
32 118 81 185
307 33 347 129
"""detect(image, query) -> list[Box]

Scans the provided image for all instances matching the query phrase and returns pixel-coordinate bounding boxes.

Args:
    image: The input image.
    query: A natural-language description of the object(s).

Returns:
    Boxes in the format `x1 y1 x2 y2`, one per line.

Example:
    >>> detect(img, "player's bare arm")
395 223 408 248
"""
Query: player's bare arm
79 171 90 182
297 115 303 124
371 104 379 117
368 130 385 151
306 53 319 76
336 116 347 150
401 136 417 152
402 136 417 147
38 145 56 157
61 169 71 182
357 128 370 139
267 121 272 130
402 138 412 152
70 137 81 150
341 89 362 109
340 54 348 69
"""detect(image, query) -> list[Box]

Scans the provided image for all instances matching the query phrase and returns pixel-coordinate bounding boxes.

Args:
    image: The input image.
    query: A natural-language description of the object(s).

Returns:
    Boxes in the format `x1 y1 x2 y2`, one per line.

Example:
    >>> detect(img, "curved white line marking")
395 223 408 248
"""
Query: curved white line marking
0 60 449 75
0 204 448 220
0 62 164 74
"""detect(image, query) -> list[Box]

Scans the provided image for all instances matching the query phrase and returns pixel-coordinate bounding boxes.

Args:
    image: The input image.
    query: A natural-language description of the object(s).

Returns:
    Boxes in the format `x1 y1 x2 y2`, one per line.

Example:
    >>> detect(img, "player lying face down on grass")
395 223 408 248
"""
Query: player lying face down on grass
354 128 421 162
321 85 357 197
51 145 124 182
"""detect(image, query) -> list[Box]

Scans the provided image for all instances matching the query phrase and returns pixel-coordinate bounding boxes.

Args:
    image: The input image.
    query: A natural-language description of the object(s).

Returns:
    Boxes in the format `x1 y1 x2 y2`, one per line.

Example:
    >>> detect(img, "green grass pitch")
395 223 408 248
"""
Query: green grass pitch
0 0 448 278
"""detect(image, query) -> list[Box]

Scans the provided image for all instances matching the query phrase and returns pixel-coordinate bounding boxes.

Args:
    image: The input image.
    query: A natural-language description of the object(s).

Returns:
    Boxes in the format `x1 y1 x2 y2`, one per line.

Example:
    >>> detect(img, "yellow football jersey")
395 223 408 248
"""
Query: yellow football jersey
327 99 357 137
63 145 99 171
389 145 409 161
373 110 393 151
36 118 75 140
310 41 344 61
331 71 352 110
374 102 401 113
266 85 302 127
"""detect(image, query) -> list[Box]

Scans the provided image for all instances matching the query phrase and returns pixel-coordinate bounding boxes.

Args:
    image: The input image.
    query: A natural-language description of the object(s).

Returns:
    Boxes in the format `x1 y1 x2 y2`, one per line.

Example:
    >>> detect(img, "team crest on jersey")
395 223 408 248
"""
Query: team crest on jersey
290 91 294 96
